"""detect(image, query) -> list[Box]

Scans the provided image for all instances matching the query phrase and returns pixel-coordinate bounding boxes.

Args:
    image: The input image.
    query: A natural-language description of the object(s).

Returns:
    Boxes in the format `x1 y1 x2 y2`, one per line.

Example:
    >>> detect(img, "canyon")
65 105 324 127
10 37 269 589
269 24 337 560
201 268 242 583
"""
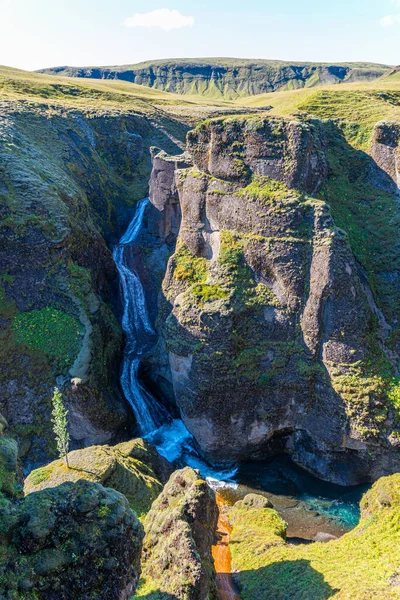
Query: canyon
2 64 400 598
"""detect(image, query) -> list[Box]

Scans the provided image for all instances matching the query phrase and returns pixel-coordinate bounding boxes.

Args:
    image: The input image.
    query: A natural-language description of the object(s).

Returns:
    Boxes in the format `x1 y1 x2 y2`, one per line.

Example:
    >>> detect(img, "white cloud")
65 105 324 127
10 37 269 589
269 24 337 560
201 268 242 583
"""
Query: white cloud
124 9 194 31
380 14 400 26
392 0 400 6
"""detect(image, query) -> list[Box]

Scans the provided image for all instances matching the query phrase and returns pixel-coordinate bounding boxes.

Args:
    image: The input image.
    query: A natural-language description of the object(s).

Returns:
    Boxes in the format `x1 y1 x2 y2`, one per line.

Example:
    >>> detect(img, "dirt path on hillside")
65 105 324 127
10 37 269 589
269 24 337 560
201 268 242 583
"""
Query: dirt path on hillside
212 494 242 600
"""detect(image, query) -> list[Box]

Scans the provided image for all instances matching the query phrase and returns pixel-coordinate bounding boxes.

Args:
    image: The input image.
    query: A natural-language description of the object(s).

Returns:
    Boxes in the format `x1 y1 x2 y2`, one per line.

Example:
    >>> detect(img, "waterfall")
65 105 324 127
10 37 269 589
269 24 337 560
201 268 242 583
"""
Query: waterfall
113 198 170 435
114 198 237 482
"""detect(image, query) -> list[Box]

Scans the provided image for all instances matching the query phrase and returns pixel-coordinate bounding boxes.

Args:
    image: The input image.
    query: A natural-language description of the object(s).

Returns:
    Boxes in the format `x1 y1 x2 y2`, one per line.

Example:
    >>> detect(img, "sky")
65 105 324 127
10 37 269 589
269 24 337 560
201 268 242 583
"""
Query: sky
0 0 399 71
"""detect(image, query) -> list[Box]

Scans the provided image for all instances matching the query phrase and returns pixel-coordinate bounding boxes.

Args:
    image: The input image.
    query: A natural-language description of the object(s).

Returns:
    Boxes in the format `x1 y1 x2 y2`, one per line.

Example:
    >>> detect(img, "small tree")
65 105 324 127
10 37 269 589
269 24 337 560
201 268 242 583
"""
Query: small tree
51 387 70 468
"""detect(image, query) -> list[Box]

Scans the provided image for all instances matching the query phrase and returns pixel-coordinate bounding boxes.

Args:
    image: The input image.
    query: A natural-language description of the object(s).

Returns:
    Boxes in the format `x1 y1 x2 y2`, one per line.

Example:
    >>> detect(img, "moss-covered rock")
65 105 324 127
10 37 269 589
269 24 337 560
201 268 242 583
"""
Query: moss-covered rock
25 438 172 518
0 437 18 497
234 493 273 510
0 479 144 600
0 429 144 599
136 467 218 599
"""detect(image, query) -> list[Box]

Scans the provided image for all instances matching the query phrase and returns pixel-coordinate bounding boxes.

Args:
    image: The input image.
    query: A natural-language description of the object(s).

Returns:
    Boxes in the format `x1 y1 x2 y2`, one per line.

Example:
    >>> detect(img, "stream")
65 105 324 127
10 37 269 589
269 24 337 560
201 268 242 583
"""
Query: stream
114 198 369 541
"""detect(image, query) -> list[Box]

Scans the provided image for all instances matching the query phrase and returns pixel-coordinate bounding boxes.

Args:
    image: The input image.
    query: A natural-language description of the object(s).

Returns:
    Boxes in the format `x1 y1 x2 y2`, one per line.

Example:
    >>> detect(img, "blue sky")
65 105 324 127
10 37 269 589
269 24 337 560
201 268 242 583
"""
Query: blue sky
0 0 399 71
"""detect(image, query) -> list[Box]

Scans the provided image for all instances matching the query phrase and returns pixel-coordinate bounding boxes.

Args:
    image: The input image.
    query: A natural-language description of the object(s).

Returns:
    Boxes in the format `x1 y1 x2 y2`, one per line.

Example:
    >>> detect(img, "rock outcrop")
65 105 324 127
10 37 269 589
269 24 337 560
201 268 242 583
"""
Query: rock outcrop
38 59 389 100
0 425 144 599
24 438 172 517
138 467 218 599
0 100 183 467
371 121 400 193
145 114 400 485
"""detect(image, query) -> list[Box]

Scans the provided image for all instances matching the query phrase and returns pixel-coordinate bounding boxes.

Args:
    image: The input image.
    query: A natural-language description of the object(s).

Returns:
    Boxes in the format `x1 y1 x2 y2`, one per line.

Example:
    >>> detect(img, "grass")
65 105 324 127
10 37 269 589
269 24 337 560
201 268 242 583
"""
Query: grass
11 307 83 372
238 80 400 149
191 283 229 303
230 475 400 599
0 65 245 124
236 175 290 204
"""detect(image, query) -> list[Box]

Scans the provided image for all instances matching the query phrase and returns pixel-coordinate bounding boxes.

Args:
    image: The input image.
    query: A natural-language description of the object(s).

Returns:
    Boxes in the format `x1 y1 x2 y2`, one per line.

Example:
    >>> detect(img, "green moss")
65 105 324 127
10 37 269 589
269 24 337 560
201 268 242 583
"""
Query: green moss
218 231 280 309
11 307 83 372
28 466 54 486
0 438 18 496
319 124 400 323
191 283 229 303
173 245 208 284
237 175 290 204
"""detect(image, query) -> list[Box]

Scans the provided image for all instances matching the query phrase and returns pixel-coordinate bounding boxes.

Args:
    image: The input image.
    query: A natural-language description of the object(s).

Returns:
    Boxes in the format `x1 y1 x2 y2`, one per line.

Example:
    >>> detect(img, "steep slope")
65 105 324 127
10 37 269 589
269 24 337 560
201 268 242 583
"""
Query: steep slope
0 70 188 468
137 467 218 599
38 58 390 100
143 114 400 485
229 474 400 599
0 67 262 469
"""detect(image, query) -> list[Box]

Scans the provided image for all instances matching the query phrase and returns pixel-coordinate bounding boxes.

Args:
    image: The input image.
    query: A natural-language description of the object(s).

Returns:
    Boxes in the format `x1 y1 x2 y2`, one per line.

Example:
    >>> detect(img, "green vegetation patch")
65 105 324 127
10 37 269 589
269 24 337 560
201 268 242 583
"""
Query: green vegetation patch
237 175 291 204
191 283 229 304
12 307 83 371
173 244 208 284
28 466 54 486
230 474 400 600
219 231 280 308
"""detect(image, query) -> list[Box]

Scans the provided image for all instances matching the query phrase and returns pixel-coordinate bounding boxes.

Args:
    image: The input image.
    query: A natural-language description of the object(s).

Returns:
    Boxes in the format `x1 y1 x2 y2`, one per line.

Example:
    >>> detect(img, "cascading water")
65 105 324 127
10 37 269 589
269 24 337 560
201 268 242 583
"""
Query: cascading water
114 198 238 481
113 198 170 435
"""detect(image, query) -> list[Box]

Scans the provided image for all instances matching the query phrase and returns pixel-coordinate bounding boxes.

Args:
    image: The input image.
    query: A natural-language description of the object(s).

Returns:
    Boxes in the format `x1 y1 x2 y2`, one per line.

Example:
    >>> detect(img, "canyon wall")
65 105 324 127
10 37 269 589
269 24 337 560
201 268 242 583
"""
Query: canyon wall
0 102 183 467
39 59 389 100
145 115 400 484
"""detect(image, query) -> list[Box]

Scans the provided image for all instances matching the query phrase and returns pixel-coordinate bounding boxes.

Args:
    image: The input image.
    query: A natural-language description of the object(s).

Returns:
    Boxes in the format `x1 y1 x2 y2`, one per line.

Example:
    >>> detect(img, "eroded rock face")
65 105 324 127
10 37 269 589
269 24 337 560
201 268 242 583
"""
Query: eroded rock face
187 116 328 193
146 115 400 485
139 467 218 599
38 60 389 100
0 430 144 600
0 101 182 467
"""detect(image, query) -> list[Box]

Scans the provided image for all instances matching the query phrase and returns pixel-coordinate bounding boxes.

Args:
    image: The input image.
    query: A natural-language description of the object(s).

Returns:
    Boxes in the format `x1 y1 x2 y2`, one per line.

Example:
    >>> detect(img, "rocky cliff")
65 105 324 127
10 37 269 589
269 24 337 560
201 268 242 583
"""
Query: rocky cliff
144 114 400 485
38 58 389 100
0 100 183 468
138 467 218 599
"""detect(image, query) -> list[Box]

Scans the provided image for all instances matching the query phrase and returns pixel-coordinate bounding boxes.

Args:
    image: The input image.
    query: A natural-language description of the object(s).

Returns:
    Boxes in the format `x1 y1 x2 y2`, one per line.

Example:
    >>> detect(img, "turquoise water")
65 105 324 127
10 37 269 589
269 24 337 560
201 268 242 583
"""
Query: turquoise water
236 455 369 530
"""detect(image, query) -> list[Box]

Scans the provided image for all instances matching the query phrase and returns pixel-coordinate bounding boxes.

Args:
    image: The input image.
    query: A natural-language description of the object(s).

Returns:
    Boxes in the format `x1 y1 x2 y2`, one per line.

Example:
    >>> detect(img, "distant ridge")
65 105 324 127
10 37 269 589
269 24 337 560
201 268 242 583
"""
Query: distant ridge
38 58 391 100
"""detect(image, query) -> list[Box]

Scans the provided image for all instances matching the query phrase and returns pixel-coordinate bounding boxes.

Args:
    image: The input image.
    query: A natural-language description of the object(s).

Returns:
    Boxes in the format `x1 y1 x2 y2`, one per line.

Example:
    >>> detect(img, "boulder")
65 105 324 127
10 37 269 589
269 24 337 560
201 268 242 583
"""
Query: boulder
0 480 144 600
313 532 338 543
234 493 273 509
0 428 144 599
25 438 173 518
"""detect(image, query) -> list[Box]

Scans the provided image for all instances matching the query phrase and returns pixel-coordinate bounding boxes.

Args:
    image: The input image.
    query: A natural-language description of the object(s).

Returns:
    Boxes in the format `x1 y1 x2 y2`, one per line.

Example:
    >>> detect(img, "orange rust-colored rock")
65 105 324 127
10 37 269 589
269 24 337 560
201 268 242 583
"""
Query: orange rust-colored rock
212 494 241 600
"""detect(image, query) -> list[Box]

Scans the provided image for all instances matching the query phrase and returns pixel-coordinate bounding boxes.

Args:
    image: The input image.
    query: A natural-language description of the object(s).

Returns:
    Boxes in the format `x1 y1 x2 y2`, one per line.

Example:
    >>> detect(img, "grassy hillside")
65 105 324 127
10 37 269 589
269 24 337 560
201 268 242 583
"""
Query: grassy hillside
230 475 400 599
37 58 390 100
239 79 400 147
0 65 247 125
